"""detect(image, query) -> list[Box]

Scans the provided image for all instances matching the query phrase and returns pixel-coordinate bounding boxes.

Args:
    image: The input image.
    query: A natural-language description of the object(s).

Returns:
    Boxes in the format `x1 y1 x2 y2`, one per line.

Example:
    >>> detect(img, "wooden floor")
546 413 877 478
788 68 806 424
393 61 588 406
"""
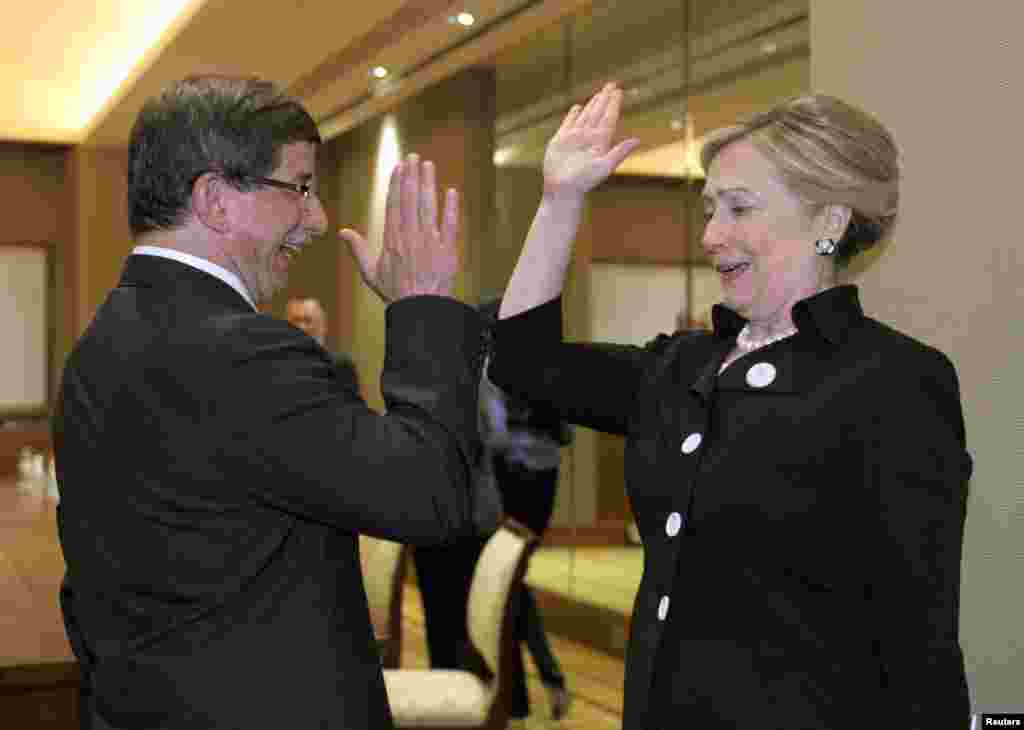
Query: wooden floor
0 476 72 669
399 583 625 729
527 546 642 616
0 475 79 727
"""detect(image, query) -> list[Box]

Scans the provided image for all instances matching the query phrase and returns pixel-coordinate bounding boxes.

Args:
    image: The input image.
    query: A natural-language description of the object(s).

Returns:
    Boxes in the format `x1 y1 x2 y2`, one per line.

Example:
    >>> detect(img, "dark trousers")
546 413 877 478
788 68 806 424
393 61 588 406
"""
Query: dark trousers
413 540 565 718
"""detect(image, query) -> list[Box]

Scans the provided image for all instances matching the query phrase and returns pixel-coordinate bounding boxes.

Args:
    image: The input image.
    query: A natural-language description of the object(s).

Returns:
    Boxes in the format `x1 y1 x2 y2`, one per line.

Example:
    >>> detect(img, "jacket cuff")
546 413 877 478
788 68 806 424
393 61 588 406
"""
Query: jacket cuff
385 295 486 375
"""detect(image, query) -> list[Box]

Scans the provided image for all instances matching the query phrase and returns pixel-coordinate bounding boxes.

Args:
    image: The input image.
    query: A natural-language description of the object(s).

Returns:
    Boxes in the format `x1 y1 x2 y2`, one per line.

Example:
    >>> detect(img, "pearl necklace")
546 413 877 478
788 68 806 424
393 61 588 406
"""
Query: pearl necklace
735 324 797 352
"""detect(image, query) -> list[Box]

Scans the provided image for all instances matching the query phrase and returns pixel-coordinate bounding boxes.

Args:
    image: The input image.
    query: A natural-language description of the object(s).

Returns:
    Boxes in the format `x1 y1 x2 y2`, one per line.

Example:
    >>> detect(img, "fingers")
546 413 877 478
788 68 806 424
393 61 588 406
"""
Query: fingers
384 160 403 252
599 85 624 131
400 154 420 245
557 104 582 137
338 228 372 281
420 160 438 231
441 187 459 250
577 82 617 128
604 137 642 171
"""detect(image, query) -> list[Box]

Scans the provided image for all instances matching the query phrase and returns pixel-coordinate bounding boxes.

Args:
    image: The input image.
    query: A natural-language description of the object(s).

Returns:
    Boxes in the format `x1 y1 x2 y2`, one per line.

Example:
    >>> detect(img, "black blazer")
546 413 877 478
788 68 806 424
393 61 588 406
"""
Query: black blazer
488 286 971 729
53 255 484 729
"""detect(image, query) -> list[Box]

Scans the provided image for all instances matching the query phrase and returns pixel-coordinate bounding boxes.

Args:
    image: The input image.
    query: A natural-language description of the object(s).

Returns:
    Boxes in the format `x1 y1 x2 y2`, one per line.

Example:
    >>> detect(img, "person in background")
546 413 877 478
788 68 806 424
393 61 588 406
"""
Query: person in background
285 296 360 393
285 296 328 345
413 299 572 722
53 74 483 730
488 83 971 728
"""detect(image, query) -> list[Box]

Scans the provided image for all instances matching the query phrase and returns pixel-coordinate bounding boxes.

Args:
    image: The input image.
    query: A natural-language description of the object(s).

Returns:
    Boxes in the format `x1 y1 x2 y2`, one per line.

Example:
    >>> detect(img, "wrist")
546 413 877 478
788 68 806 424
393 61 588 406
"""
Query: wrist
539 187 587 211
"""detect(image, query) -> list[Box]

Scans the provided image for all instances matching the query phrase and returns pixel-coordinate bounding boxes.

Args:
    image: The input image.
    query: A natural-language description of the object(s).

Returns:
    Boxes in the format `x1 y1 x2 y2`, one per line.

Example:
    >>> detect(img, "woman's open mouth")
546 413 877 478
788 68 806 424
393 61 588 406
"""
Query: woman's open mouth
717 261 750 283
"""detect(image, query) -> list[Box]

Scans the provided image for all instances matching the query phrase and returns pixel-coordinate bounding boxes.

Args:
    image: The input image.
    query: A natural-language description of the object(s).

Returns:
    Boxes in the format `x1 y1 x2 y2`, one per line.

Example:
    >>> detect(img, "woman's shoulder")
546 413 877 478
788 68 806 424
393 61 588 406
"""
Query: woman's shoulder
856 317 955 365
848 316 961 393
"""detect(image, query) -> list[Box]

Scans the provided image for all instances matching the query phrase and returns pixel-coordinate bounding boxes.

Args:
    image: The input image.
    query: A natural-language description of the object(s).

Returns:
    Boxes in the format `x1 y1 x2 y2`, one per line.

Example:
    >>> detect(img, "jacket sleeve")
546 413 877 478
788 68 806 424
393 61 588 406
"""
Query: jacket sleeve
867 347 972 727
213 295 485 545
487 296 668 437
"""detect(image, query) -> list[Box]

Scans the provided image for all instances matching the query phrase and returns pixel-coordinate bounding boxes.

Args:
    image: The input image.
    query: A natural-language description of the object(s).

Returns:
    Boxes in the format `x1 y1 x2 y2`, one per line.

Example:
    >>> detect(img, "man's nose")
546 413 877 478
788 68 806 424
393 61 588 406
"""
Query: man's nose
305 195 328 236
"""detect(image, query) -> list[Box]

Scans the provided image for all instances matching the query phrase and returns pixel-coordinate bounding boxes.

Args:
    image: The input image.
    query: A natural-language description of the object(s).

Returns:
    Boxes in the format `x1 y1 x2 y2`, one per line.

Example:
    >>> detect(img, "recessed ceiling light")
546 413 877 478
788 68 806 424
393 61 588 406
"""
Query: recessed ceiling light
670 119 684 131
761 41 778 55
629 87 643 97
370 66 389 79
449 11 475 26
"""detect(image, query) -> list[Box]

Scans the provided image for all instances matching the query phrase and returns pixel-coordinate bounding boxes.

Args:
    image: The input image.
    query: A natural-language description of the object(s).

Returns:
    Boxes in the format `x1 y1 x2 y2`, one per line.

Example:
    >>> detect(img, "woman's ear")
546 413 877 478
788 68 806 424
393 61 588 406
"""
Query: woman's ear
191 172 232 234
823 204 853 241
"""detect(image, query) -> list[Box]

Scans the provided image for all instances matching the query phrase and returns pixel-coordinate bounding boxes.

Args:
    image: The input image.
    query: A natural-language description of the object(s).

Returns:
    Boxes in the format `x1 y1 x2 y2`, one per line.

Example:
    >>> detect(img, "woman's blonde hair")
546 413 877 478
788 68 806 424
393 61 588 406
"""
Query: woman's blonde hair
700 94 899 263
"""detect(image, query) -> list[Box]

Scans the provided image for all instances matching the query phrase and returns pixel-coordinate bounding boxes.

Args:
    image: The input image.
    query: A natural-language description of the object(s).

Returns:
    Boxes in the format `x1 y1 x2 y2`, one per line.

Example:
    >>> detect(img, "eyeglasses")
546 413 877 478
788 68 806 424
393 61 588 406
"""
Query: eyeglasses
191 170 317 201
242 176 314 200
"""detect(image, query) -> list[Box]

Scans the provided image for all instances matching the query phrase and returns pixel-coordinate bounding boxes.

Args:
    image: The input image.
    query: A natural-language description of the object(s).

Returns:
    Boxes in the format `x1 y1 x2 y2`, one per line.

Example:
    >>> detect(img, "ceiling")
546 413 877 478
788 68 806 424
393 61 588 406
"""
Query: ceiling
3 0 808 177
3 0 206 144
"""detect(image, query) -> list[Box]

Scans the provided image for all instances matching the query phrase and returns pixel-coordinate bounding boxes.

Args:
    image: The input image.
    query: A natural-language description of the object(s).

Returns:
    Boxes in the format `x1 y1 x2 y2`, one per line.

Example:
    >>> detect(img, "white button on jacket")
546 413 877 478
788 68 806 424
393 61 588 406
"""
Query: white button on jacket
657 595 670 621
680 432 702 454
746 362 777 388
666 512 682 537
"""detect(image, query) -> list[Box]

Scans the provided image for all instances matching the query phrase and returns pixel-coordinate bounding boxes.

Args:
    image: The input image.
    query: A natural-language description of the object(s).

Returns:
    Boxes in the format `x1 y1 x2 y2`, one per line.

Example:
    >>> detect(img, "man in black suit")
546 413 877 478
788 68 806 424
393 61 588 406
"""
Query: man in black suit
53 75 482 729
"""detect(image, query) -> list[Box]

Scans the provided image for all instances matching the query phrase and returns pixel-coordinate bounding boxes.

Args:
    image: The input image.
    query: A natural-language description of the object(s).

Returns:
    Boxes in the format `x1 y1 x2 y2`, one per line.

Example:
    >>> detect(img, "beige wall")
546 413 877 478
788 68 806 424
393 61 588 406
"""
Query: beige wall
330 114 383 403
0 143 66 243
812 0 1022 713
67 146 133 337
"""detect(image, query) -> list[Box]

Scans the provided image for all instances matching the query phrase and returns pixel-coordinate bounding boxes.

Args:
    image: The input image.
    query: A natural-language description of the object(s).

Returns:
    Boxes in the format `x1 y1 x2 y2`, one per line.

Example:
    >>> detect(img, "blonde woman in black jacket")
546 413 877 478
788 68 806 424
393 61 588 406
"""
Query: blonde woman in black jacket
488 84 971 729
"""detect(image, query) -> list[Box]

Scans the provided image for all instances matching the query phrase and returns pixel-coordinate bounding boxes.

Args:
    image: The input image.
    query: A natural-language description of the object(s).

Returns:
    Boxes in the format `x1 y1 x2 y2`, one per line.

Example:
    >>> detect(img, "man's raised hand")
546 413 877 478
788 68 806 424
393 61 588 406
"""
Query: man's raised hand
340 154 459 303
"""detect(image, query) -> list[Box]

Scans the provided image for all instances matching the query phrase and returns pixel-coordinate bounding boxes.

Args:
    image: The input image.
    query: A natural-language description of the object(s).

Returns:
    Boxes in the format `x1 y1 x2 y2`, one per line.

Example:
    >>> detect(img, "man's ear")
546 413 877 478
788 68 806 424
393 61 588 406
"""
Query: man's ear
191 172 232 234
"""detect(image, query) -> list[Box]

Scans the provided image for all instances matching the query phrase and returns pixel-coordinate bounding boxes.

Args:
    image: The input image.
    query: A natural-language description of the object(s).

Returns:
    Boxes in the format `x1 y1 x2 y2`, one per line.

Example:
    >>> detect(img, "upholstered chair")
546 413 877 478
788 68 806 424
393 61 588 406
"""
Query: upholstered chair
383 520 538 729
359 534 409 669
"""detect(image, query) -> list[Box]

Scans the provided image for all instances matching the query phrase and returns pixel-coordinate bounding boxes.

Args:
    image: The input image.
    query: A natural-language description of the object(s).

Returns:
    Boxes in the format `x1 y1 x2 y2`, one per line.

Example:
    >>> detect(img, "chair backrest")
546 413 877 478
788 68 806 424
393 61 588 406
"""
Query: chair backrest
359 535 408 667
466 520 538 681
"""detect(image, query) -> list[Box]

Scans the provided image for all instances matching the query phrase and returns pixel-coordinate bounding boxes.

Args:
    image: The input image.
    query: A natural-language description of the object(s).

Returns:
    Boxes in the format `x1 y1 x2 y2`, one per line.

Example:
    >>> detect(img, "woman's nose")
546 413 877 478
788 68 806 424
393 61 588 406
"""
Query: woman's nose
701 214 726 253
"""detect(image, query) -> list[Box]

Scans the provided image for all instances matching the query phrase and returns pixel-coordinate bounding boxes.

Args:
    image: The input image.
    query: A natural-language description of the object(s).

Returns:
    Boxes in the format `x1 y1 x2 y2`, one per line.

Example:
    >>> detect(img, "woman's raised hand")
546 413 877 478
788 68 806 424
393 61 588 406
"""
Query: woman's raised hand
543 83 641 198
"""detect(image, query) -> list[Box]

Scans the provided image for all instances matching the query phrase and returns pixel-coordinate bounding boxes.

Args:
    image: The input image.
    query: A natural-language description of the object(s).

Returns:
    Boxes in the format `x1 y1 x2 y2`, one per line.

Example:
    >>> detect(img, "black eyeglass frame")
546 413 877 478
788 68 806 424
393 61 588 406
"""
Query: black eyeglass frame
242 176 314 200
190 170 316 200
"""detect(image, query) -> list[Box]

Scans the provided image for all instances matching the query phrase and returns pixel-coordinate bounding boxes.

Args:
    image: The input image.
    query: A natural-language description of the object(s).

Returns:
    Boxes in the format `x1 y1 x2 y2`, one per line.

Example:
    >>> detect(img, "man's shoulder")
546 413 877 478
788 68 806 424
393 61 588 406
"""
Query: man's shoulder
191 311 314 356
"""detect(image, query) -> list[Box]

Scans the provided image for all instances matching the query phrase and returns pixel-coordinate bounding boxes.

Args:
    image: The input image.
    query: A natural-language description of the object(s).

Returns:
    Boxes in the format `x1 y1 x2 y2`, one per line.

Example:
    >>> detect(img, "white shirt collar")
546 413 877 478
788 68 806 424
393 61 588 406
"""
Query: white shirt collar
132 246 257 311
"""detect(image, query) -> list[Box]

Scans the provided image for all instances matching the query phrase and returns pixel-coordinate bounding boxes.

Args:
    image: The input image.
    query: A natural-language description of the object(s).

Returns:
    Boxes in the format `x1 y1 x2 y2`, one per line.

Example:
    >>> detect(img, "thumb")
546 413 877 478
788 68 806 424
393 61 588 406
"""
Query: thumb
603 137 642 173
338 228 372 279
339 228 389 302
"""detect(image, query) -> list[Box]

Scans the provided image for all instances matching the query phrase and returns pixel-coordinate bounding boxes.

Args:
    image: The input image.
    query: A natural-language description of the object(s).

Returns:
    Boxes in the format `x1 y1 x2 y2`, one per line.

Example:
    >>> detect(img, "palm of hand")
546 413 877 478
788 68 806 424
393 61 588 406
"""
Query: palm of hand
541 83 639 196
339 155 459 303
544 126 615 195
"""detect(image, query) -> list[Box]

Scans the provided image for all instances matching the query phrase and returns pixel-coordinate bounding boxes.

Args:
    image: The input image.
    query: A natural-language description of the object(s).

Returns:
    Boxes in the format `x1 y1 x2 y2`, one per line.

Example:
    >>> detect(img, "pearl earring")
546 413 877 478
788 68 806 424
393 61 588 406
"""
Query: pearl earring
815 238 837 256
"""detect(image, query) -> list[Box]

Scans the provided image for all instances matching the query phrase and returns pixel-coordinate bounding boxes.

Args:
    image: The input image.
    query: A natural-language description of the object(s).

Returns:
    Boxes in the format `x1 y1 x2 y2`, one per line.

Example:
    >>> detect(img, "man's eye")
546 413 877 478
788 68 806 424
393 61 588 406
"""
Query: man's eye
730 206 750 217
